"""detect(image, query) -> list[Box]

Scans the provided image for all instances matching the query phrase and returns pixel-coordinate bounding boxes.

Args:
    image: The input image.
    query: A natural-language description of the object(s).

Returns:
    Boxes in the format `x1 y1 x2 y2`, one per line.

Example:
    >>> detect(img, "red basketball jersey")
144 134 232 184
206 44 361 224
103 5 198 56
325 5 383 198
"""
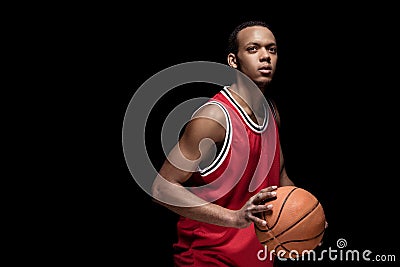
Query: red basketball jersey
173 86 281 266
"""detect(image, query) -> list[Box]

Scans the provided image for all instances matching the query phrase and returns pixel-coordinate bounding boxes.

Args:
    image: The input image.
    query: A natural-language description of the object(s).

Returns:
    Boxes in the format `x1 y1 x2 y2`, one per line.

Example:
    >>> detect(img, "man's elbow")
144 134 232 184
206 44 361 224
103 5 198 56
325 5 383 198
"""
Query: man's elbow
151 177 161 201
151 175 170 205
280 169 295 186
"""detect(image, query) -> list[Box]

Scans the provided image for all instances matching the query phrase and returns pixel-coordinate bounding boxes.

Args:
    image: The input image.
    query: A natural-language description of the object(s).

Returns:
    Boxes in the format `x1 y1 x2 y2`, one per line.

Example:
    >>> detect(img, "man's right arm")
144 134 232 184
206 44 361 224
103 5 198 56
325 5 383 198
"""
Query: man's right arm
151 103 276 228
151 104 240 227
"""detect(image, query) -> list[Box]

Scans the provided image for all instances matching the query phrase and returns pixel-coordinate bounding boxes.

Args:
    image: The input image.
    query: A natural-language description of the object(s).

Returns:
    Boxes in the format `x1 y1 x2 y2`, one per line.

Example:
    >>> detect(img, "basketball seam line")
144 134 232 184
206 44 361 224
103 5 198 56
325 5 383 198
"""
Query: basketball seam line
255 186 298 233
259 200 322 245
281 228 325 245
276 227 326 256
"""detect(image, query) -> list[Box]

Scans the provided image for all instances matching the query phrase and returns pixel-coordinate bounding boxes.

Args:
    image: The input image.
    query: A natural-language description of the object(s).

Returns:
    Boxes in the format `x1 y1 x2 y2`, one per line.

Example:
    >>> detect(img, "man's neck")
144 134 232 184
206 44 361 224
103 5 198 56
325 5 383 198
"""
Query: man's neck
227 84 266 125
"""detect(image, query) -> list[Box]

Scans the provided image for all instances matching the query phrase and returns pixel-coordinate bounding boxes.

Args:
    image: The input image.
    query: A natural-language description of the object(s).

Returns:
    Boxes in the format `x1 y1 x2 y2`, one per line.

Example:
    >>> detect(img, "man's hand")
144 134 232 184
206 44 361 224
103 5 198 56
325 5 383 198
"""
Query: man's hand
233 185 278 229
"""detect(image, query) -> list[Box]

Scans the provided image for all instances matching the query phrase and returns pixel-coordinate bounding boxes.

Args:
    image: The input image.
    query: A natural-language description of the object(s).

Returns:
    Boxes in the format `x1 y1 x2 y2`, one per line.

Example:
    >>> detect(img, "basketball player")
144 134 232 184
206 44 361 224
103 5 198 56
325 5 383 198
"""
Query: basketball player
152 21 295 266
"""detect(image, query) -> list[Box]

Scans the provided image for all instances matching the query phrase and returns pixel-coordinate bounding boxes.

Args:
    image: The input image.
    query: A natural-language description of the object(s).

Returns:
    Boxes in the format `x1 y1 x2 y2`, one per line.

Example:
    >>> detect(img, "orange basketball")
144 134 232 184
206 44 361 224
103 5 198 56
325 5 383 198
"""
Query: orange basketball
254 186 326 259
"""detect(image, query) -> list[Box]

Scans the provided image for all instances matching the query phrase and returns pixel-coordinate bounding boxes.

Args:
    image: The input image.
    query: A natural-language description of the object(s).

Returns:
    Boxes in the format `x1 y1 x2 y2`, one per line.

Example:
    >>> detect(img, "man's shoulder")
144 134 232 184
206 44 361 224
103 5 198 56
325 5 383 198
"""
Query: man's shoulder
192 100 227 124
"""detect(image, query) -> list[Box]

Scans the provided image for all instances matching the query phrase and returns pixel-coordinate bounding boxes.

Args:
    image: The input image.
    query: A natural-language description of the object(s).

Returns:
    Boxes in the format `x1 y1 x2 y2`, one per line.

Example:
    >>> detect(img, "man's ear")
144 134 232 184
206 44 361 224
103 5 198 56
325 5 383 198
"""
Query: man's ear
227 53 238 69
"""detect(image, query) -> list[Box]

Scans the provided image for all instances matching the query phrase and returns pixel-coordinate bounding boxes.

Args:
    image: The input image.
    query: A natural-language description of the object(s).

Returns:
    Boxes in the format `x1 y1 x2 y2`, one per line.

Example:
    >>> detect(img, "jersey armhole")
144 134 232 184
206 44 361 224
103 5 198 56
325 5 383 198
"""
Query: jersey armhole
266 98 280 129
194 101 232 177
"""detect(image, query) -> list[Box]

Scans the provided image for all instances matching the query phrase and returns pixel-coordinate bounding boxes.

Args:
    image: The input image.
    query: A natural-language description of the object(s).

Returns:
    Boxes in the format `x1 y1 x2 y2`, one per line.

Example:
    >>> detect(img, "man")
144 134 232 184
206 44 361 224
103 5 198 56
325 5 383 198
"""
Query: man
151 21 295 266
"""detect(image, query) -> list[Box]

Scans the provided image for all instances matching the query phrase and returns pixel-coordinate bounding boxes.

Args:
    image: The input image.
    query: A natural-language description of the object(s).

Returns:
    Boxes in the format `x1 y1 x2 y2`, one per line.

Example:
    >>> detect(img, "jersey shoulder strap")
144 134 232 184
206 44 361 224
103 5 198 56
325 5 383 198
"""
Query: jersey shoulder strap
266 98 281 129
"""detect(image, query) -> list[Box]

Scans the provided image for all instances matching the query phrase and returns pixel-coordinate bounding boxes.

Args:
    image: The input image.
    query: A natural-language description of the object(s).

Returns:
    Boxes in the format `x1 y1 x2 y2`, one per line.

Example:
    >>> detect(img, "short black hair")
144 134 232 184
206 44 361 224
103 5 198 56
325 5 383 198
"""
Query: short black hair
226 21 271 55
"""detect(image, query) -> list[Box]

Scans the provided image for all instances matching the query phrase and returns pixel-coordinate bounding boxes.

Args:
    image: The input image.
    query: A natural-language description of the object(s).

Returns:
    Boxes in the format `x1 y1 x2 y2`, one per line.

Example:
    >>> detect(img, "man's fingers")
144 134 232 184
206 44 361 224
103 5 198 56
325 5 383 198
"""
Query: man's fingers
246 204 273 224
259 185 278 193
252 216 268 227
253 191 277 205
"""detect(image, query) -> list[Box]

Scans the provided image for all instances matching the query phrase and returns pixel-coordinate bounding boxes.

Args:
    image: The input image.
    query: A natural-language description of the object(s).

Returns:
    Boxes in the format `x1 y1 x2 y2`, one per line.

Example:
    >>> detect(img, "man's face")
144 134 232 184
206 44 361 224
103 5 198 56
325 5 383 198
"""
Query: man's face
236 26 278 88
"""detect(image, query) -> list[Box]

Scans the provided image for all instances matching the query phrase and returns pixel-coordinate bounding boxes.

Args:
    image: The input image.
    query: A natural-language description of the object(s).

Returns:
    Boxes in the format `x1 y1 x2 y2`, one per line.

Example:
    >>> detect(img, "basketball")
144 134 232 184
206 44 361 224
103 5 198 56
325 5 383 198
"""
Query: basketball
254 186 326 259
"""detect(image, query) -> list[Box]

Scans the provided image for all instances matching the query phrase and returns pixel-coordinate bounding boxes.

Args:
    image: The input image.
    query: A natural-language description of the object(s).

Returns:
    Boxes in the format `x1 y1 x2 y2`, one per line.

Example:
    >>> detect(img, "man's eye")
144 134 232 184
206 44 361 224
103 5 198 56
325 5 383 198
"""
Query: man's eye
247 46 257 52
269 47 277 54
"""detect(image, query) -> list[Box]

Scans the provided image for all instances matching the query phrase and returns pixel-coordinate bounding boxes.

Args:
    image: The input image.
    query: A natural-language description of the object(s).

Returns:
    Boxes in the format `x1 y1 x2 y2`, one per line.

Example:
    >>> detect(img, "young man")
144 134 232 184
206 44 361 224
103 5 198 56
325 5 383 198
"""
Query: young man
151 21 295 266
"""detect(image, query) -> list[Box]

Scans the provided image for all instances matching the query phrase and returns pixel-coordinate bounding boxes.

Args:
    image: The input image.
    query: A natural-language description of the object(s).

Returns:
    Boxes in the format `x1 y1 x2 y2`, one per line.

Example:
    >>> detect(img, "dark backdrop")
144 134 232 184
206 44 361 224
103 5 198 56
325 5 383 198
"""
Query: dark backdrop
76 4 399 266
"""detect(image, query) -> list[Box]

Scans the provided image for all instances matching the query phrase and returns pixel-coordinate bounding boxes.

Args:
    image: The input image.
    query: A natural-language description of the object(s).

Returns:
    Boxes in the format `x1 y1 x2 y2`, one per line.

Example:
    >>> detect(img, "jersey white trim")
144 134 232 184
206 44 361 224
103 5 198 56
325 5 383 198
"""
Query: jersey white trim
221 86 268 133
192 101 232 177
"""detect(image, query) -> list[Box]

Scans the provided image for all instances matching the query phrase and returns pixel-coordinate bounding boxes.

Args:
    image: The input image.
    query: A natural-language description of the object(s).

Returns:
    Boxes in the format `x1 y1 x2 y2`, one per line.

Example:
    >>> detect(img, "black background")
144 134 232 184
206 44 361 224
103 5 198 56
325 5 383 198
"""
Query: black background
69 3 399 266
